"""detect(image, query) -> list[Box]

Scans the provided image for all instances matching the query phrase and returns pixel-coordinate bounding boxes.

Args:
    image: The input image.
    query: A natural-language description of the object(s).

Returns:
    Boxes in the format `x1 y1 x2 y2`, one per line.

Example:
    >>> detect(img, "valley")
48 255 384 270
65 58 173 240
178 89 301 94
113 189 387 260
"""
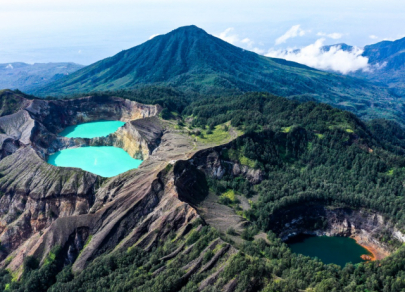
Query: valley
30 26 405 126
1 24 405 292
2 87 405 291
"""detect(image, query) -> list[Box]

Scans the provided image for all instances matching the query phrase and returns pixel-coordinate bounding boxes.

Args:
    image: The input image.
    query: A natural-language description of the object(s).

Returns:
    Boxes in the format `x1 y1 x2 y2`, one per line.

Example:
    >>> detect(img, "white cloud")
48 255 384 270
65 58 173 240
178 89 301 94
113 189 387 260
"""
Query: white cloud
216 28 264 54
251 47 265 54
241 38 252 44
317 32 343 39
217 27 239 44
275 25 306 45
148 34 160 40
266 38 369 74
369 35 378 39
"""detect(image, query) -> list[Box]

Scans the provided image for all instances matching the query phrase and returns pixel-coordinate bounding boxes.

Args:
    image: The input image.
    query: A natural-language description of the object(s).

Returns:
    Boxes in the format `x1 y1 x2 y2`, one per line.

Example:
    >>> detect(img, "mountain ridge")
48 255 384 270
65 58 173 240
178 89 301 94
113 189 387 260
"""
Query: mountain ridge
0 62 83 92
31 25 405 124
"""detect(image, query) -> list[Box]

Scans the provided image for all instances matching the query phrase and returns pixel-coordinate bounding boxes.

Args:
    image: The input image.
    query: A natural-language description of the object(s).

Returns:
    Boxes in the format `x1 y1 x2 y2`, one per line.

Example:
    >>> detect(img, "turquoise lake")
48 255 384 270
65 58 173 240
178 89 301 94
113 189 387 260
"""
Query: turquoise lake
48 146 143 177
59 120 125 138
287 235 372 267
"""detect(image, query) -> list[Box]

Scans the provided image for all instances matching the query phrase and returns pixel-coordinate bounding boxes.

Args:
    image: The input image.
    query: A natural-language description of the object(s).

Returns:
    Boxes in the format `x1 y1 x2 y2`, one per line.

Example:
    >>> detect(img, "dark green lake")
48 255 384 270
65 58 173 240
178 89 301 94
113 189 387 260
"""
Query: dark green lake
286 234 372 267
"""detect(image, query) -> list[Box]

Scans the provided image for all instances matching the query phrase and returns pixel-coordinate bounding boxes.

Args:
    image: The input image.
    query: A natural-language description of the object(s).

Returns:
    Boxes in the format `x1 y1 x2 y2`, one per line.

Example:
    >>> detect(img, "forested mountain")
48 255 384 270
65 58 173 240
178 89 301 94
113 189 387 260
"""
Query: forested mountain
0 62 83 92
353 37 405 95
31 26 405 125
319 37 405 96
3 88 405 291
3 24 405 292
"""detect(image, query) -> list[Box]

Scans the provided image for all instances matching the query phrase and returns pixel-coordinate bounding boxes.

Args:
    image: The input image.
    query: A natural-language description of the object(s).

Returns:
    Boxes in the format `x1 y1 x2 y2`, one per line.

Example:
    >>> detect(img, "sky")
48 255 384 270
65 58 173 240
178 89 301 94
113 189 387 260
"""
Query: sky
1 0 405 72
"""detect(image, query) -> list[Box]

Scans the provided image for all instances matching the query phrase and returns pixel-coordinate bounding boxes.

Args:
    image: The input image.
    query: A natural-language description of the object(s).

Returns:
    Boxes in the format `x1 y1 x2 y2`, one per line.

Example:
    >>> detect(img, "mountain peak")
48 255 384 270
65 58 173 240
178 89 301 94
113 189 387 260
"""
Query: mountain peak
171 25 205 32
160 25 209 39
32 25 393 122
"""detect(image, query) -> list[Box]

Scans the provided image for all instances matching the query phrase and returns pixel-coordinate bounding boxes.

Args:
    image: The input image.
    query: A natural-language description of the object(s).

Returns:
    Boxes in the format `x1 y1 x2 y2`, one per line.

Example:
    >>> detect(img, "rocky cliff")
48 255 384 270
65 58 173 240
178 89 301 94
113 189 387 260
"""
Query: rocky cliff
0 93 161 160
270 203 405 259
0 93 165 272
48 117 163 160
2 91 405 290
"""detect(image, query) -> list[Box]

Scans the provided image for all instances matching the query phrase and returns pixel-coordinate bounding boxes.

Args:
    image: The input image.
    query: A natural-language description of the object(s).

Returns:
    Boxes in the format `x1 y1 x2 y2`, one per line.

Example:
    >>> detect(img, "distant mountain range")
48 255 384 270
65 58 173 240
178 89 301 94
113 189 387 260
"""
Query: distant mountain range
317 38 405 95
0 62 84 92
353 37 405 95
27 25 405 124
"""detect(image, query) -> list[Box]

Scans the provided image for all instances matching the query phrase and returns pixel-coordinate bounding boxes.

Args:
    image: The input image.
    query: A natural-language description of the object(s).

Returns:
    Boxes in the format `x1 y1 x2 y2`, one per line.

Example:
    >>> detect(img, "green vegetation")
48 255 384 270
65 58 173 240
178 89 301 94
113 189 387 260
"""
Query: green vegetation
281 126 292 133
30 25 405 126
0 90 23 117
191 123 233 144
5 74 405 290
1 246 64 292
221 149 256 168
350 37 405 96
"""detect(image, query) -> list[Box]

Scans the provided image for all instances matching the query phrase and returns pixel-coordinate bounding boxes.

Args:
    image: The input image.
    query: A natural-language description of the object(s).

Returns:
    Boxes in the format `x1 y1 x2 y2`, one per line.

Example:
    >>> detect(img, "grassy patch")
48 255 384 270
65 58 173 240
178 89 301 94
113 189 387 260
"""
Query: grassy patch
281 126 292 133
43 251 56 266
83 235 93 250
77 235 93 257
239 155 255 168
222 149 256 168
315 133 324 139
327 124 355 134
221 189 235 201
194 124 231 144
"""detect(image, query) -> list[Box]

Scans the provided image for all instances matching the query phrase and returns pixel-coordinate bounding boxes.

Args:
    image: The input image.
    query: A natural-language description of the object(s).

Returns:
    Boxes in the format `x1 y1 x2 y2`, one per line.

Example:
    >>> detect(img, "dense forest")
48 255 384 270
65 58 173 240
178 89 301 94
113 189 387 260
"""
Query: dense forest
4 86 405 291
5 224 405 291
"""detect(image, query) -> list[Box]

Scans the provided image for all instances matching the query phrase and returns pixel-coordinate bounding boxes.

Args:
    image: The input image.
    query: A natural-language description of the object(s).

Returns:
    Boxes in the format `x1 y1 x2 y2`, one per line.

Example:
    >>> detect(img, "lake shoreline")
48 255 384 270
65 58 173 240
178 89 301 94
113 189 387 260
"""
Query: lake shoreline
353 235 390 261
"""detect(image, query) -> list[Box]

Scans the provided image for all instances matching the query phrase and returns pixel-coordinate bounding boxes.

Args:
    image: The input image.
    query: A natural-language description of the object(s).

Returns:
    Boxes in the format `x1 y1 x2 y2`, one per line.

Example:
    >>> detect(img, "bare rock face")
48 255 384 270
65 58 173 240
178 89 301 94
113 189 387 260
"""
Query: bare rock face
16 128 204 274
0 94 161 160
232 163 263 184
48 117 164 160
0 102 218 280
0 147 98 258
0 93 258 290
25 96 161 133
189 145 264 184
0 110 35 159
272 204 405 259
0 110 34 145
0 94 167 271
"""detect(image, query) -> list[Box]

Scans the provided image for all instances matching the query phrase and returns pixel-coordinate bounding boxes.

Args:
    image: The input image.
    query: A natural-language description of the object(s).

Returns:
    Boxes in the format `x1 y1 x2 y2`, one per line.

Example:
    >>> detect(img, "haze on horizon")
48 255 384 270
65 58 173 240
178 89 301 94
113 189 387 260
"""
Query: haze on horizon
1 0 404 68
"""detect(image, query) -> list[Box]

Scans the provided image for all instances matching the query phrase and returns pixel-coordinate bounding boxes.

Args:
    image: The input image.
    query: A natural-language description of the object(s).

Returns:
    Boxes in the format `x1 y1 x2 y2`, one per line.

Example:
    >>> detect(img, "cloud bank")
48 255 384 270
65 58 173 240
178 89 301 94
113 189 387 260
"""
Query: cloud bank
266 38 369 74
275 25 306 45
215 26 370 75
216 28 264 54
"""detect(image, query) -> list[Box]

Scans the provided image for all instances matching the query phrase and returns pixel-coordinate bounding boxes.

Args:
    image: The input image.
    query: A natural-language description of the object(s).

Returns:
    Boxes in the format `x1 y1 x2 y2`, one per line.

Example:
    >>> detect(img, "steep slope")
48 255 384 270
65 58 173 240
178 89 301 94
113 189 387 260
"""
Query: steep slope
4 91 405 290
0 62 83 92
321 38 405 95
32 26 404 123
363 37 405 71
356 37 405 95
